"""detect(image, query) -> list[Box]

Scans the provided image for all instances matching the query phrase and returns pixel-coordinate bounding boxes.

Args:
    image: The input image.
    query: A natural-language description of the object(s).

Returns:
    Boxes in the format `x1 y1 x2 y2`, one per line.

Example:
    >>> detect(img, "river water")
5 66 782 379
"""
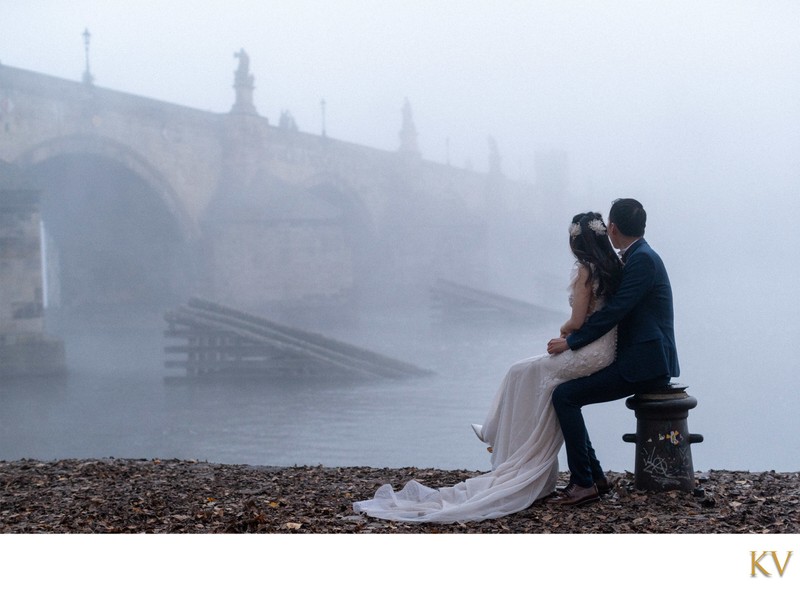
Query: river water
0 306 791 473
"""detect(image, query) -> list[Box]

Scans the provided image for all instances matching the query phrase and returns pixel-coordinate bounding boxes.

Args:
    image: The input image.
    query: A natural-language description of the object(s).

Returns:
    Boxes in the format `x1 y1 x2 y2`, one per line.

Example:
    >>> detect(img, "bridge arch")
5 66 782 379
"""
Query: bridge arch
298 172 374 232
15 135 198 314
15 134 195 240
202 170 379 316
298 173 382 301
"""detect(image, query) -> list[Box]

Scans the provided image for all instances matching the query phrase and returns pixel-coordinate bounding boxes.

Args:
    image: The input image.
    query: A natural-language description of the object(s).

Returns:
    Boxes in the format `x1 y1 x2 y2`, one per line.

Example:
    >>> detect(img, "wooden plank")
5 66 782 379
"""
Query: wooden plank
163 298 434 381
186 297 431 375
430 278 562 321
181 300 432 377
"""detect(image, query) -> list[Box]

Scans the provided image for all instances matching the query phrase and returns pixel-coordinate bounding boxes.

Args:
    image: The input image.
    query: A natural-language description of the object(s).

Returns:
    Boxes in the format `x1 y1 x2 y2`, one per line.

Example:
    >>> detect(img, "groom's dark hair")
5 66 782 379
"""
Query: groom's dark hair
609 198 646 237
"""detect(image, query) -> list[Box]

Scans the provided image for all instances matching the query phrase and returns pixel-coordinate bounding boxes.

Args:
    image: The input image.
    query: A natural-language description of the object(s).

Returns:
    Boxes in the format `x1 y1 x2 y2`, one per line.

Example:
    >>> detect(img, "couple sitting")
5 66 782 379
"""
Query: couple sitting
354 198 679 522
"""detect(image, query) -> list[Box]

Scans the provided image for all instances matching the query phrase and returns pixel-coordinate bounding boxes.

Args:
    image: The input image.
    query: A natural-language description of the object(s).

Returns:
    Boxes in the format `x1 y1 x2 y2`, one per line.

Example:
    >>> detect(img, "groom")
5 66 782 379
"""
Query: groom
546 198 679 506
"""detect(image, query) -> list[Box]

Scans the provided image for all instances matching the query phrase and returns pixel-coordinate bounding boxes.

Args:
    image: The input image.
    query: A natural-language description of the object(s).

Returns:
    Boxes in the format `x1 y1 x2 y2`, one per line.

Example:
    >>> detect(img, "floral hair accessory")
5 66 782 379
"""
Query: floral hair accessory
588 219 607 235
569 223 581 237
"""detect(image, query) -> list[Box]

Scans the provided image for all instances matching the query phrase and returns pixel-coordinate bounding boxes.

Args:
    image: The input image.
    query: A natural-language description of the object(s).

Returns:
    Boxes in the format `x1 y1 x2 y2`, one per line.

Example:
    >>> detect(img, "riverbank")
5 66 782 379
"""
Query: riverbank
1 458 797 533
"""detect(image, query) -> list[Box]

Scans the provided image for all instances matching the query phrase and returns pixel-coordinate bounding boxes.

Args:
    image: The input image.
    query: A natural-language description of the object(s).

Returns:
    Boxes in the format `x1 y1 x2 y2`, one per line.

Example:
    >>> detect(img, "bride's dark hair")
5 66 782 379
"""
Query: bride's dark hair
569 212 623 297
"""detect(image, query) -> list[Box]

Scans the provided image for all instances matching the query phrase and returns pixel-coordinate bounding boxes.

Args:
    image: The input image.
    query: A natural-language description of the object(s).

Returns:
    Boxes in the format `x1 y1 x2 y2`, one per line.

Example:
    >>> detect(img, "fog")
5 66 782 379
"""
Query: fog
1 1 799 476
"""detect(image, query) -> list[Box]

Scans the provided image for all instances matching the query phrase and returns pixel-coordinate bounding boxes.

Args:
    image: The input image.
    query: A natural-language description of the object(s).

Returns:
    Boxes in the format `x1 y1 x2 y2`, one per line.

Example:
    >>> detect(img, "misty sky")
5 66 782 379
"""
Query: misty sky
3 2 798 283
1 1 796 186
3 4 796 293
2 1 800 470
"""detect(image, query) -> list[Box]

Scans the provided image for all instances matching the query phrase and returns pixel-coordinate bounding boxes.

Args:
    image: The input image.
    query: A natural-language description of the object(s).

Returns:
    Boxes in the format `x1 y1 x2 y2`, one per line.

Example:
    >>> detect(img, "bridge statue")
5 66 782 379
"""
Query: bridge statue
234 49 252 86
231 48 257 115
398 97 419 155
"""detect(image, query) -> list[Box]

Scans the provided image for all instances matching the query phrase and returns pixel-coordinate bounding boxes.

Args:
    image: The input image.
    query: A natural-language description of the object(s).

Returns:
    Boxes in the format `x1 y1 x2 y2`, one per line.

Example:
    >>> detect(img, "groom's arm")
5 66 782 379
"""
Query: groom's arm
566 251 656 350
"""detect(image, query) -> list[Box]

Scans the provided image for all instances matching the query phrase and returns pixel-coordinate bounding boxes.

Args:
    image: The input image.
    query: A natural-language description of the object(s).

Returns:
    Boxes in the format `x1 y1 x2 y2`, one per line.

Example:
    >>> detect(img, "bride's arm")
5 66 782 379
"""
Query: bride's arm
559 264 593 337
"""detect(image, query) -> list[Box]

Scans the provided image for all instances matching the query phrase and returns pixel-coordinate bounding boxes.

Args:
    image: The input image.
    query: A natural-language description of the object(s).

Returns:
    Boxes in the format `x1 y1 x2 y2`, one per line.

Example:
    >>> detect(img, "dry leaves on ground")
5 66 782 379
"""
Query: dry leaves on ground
1 458 798 534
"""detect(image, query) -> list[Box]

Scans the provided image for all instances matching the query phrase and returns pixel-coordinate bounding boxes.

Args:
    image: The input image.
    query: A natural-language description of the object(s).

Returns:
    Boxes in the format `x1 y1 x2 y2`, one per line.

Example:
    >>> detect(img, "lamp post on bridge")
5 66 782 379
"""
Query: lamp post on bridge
82 28 94 85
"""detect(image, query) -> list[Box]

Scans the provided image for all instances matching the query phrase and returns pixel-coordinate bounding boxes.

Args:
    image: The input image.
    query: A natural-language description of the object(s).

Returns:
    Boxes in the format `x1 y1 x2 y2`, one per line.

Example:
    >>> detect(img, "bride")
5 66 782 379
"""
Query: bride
352 212 624 523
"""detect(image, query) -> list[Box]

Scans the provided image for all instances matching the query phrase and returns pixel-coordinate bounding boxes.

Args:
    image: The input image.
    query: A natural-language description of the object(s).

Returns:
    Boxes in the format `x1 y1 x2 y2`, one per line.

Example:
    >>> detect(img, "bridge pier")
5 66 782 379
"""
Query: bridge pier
0 162 65 377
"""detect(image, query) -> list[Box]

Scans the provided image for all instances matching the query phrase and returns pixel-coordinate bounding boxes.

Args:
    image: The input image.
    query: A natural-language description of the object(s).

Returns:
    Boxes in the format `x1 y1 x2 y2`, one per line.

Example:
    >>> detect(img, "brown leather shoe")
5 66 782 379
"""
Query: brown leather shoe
558 476 611 496
551 482 599 506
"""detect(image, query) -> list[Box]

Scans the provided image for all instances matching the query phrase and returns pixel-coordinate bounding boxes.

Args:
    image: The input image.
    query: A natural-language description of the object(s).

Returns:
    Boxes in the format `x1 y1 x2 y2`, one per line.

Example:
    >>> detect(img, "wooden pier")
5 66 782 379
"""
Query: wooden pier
430 278 562 324
164 298 434 382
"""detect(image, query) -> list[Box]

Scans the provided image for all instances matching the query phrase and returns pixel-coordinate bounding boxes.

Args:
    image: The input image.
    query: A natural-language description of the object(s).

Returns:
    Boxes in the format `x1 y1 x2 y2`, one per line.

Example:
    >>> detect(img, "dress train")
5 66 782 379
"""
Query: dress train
352 326 616 524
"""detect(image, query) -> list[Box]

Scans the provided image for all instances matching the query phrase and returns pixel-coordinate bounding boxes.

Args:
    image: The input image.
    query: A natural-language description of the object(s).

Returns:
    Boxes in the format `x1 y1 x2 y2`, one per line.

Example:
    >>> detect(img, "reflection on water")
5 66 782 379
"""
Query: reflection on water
0 309 790 472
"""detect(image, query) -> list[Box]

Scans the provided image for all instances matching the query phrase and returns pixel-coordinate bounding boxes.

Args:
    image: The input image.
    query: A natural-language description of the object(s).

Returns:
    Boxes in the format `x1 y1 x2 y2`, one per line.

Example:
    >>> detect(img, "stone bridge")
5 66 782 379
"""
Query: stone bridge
0 58 555 323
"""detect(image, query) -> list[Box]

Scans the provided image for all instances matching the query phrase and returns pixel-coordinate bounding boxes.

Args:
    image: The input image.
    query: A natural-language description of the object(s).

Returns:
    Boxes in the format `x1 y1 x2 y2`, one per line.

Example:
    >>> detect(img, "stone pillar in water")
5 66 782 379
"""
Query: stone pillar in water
0 162 65 376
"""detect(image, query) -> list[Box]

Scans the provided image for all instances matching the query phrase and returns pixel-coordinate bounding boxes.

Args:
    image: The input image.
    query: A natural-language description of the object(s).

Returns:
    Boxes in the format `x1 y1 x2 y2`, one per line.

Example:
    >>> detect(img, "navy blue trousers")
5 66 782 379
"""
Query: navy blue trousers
552 361 669 487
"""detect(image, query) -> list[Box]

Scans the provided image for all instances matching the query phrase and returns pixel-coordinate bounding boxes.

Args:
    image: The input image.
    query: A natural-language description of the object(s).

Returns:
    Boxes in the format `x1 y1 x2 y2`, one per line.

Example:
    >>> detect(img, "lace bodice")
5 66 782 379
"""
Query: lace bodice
559 264 616 379
568 262 604 315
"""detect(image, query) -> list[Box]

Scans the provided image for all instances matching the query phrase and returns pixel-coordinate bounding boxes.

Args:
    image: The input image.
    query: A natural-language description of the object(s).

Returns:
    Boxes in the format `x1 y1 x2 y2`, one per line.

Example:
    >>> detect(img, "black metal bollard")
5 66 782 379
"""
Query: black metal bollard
622 384 703 492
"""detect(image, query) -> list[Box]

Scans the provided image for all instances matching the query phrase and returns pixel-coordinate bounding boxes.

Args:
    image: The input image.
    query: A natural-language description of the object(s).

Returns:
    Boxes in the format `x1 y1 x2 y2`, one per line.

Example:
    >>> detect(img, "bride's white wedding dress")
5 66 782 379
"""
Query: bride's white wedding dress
353 268 617 523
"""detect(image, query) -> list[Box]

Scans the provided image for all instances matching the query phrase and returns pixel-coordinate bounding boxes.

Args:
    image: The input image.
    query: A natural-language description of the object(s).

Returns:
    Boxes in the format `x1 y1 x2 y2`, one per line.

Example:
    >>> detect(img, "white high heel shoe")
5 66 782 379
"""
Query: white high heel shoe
471 424 493 453
471 423 484 441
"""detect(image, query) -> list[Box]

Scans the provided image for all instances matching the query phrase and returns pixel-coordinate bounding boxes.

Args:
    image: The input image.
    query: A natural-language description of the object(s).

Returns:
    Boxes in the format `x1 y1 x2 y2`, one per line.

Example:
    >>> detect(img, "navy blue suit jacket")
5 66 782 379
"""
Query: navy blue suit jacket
566 238 679 383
